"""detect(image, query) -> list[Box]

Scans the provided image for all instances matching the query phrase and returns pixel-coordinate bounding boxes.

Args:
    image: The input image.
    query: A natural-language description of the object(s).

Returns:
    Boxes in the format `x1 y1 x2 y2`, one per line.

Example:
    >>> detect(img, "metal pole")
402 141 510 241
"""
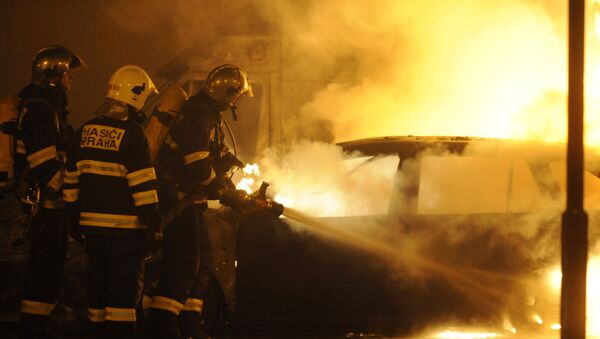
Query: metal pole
562 0 588 338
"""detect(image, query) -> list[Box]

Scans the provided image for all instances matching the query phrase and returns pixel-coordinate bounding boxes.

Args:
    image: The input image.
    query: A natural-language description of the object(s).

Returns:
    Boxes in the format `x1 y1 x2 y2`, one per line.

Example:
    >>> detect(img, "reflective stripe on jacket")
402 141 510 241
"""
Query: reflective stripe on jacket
64 115 160 234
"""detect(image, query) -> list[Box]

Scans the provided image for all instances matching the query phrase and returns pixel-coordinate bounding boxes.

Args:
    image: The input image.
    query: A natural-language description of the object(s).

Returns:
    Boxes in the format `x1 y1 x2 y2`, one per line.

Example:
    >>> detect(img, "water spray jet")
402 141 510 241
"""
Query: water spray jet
281 207 534 325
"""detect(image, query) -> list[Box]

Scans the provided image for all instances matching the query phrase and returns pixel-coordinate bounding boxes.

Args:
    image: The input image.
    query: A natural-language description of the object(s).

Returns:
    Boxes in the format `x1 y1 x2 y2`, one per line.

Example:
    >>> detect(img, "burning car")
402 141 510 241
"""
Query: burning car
144 36 600 336
197 135 600 337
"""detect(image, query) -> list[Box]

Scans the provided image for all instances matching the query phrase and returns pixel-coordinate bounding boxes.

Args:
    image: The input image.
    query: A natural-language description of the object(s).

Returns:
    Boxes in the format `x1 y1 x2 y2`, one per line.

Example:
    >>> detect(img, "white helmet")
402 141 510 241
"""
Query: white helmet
106 65 158 110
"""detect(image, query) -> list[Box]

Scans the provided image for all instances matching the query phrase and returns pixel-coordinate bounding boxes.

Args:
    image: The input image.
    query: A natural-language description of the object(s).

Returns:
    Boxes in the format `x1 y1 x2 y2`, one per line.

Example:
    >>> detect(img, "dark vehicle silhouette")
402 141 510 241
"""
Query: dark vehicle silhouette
201 136 600 337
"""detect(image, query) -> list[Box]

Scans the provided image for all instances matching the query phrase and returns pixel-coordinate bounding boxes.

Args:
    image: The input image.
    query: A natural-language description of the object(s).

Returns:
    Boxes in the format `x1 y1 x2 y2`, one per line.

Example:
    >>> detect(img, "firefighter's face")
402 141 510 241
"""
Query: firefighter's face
61 70 74 91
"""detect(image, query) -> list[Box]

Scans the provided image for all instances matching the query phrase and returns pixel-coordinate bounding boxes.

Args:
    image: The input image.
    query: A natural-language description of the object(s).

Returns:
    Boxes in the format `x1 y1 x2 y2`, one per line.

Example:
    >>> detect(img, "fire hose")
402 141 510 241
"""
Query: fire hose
159 182 283 231
145 182 284 262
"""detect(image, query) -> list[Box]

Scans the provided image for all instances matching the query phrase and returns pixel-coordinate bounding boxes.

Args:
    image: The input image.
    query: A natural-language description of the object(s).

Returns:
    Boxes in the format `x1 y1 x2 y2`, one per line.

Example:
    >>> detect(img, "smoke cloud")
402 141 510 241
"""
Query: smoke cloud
256 140 399 217
264 0 568 143
103 0 598 333
244 137 600 333
102 0 268 52
103 0 576 145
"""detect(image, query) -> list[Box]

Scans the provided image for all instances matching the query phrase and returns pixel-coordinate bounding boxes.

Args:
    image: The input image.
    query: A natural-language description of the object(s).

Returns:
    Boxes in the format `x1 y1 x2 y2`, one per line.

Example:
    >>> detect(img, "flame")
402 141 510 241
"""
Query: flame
226 4 600 336
236 177 255 194
270 1 600 151
543 254 600 335
587 255 600 335
585 0 600 149
235 163 261 194
278 0 565 144
431 329 501 339
242 163 260 176
548 268 562 291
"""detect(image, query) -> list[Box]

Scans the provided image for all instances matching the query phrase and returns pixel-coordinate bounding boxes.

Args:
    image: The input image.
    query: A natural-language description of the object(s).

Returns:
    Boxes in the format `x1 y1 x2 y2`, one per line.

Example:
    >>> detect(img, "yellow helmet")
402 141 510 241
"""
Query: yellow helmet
106 65 158 110
31 45 87 88
201 64 253 109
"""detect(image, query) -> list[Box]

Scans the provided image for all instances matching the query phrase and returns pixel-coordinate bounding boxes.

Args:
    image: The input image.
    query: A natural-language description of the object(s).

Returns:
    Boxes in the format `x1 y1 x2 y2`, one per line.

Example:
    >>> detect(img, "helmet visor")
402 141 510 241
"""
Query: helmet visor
244 79 254 98
69 52 87 72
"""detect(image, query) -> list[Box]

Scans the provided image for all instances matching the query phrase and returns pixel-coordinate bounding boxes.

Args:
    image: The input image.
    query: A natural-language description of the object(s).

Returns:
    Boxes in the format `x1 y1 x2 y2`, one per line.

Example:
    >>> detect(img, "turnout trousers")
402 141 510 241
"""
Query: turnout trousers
85 233 145 339
148 203 208 338
19 208 67 339
180 209 213 338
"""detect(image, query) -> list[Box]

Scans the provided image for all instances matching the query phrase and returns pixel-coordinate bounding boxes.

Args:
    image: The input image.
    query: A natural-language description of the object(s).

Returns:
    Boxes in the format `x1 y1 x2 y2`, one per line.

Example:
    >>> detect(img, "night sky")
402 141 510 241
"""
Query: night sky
0 0 570 141
0 1 171 126
0 0 261 127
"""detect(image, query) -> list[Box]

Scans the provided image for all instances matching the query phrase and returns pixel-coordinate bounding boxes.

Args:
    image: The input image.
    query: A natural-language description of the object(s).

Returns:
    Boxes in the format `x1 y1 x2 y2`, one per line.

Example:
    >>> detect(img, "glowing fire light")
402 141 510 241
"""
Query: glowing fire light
549 268 562 290
236 177 255 194
235 163 262 194
587 255 600 335
243 163 260 176
432 330 500 339
226 4 600 338
501 314 516 335
544 254 600 335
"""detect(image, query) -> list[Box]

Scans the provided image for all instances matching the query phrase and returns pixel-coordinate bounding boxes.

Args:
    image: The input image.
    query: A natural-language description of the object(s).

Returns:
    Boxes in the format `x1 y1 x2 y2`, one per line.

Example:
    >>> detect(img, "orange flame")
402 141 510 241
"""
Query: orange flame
235 163 262 194
541 254 600 335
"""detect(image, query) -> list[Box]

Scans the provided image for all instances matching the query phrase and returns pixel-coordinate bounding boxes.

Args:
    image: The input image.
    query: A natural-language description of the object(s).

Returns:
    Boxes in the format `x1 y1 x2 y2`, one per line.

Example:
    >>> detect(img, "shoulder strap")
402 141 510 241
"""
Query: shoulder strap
17 97 55 127
19 97 54 112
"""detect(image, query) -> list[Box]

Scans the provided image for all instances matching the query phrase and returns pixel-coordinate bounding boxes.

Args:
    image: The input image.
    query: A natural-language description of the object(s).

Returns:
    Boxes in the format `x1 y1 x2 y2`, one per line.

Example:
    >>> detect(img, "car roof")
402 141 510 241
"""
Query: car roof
337 135 566 160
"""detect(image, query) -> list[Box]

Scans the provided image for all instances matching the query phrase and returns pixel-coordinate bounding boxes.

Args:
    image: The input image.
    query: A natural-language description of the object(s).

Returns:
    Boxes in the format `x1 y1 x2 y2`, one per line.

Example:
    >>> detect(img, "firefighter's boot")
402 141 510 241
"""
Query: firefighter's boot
148 308 180 339
179 309 211 339
19 313 49 339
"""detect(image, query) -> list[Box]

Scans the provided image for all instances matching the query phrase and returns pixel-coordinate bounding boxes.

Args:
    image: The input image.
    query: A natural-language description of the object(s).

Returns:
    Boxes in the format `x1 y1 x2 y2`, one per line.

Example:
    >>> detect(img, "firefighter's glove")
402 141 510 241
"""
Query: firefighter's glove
214 152 243 177
219 189 250 210
205 176 227 200
264 200 285 217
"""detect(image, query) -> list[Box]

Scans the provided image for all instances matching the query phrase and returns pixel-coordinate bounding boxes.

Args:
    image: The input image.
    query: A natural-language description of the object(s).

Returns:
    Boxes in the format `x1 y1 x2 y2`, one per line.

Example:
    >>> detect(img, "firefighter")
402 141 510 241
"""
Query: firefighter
63 65 162 338
15 45 86 338
148 64 253 338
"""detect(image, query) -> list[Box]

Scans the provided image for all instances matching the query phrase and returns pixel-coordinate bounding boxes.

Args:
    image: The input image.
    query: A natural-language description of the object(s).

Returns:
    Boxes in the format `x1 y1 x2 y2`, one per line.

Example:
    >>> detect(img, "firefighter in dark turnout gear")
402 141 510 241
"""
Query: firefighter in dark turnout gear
64 65 161 338
16 45 86 338
148 64 252 338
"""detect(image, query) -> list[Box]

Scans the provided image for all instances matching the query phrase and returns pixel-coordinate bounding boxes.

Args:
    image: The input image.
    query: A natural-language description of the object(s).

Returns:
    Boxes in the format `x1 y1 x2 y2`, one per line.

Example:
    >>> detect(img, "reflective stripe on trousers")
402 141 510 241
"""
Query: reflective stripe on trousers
88 308 106 322
21 300 55 316
181 298 204 313
149 296 184 315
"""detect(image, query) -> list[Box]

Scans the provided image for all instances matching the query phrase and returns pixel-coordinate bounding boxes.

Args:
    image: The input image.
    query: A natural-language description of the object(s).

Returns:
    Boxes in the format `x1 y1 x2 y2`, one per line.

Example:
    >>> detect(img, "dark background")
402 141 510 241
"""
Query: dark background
0 0 268 127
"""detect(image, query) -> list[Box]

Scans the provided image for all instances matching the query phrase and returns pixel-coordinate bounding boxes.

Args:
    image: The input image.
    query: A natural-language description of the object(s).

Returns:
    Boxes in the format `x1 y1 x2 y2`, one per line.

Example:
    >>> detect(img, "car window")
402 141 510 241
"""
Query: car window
302 155 400 218
329 155 400 217
417 156 542 214
509 160 542 212
549 161 600 209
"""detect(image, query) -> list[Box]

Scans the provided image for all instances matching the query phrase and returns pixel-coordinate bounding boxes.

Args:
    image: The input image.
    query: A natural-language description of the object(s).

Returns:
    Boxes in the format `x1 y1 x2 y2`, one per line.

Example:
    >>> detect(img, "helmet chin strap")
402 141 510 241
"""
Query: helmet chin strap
230 105 238 121
128 105 146 124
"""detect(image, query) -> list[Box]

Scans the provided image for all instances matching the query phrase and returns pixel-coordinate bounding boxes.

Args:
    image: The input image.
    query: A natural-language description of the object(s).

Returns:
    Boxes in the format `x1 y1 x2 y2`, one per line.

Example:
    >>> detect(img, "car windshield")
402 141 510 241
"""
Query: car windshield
304 155 400 218
316 151 600 218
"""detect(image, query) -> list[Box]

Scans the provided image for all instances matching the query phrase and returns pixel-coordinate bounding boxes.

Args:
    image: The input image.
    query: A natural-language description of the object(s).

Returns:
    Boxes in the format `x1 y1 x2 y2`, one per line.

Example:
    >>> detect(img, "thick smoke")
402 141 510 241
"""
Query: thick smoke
102 0 268 52
264 0 567 143
250 138 600 333
104 0 597 333
104 0 573 144
257 140 399 217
